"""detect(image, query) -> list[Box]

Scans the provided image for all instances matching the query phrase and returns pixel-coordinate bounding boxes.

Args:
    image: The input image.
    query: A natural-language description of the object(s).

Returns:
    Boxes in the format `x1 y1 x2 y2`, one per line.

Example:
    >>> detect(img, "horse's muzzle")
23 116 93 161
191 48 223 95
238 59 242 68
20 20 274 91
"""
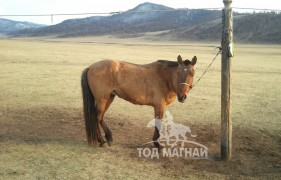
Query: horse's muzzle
177 94 187 103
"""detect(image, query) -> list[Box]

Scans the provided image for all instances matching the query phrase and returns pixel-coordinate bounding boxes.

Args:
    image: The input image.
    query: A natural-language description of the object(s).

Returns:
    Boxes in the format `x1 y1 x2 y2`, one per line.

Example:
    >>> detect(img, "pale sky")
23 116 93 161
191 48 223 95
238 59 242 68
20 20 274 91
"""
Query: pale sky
0 0 280 25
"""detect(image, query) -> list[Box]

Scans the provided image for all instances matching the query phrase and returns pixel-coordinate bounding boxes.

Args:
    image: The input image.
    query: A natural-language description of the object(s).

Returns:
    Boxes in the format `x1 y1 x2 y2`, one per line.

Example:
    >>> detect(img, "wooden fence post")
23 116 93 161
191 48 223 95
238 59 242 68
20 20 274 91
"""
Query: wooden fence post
221 0 233 161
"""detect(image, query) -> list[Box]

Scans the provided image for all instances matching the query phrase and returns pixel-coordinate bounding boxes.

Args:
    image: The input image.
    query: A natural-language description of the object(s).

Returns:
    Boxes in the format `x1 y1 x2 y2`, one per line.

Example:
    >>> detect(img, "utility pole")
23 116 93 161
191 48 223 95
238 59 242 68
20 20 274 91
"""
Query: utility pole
51 15 54 25
221 0 233 161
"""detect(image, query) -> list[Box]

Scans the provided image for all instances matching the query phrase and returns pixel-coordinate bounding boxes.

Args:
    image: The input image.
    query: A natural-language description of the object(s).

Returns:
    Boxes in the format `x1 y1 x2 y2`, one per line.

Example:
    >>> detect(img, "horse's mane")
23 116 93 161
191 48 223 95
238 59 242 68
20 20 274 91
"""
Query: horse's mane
157 60 191 67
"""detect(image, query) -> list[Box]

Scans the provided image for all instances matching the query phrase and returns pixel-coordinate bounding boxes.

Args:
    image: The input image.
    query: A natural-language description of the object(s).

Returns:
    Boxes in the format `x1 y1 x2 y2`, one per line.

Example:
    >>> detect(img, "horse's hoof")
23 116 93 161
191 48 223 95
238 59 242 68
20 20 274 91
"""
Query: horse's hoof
107 140 113 146
153 143 164 152
100 142 109 148
105 135 113 142
157 147 164 153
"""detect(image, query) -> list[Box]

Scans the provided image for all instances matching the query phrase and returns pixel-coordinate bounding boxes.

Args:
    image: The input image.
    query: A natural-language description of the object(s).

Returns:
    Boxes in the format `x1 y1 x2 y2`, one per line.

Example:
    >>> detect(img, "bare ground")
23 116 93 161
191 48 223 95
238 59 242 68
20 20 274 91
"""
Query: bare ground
0 105 280 179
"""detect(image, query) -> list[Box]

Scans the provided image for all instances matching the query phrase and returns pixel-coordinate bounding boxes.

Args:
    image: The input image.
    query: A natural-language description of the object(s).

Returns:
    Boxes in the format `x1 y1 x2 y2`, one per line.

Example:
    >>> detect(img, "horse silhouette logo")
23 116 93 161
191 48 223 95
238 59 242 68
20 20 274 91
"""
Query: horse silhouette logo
147 111 197 147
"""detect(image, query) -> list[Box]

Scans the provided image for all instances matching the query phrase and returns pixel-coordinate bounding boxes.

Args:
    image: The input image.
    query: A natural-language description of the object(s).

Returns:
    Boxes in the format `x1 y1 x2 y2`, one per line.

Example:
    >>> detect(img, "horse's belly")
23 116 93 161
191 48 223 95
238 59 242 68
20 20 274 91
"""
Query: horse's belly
114 88 153 106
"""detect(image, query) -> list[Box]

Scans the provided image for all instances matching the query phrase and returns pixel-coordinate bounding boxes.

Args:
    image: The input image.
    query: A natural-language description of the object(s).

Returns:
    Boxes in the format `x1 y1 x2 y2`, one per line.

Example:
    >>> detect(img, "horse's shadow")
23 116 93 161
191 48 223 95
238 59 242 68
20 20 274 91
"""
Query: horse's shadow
0 106 152 147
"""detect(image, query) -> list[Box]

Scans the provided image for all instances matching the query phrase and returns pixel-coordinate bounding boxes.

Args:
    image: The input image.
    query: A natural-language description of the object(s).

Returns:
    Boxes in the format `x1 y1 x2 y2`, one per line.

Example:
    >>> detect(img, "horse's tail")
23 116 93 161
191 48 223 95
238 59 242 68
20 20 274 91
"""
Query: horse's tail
81 67 99 146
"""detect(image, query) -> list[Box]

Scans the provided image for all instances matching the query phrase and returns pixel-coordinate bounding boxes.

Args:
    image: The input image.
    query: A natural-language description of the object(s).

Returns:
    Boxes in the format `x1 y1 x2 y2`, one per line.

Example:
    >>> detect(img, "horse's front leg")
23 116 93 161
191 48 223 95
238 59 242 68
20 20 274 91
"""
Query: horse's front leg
153 106 166 149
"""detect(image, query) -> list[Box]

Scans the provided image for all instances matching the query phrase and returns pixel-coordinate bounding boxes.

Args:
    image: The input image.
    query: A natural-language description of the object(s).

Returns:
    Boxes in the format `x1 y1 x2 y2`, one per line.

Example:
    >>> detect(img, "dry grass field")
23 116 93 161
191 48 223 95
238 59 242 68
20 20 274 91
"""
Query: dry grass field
0 37 280 179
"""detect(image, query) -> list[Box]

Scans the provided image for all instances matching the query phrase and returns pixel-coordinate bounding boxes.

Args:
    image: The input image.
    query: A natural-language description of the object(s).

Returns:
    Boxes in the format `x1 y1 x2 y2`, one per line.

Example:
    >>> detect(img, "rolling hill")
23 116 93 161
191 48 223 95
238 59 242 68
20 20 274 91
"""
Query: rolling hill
161 12 281 43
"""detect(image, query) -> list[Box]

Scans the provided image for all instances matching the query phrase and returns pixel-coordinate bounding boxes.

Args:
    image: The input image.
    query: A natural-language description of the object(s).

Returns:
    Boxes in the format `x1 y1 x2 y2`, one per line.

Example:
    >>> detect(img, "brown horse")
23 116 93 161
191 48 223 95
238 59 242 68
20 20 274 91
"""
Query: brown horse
81 55 197 148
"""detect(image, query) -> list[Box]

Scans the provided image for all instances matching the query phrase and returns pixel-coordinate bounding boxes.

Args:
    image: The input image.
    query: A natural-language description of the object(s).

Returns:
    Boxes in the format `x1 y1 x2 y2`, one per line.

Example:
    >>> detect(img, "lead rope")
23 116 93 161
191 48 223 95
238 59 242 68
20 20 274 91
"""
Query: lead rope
191 47 222 89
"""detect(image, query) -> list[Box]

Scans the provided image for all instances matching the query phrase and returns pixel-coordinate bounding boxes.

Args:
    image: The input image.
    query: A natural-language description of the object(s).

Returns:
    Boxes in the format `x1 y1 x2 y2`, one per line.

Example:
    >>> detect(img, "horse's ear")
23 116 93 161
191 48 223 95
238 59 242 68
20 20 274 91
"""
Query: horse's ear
177 55 183 65
191 56 197 65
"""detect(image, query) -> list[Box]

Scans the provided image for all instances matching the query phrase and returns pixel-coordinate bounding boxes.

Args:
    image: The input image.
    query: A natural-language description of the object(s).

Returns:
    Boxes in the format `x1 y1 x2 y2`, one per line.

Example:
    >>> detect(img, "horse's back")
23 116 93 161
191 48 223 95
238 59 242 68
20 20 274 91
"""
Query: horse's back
87 59 160 105
89 59 119 72
89 59 146 73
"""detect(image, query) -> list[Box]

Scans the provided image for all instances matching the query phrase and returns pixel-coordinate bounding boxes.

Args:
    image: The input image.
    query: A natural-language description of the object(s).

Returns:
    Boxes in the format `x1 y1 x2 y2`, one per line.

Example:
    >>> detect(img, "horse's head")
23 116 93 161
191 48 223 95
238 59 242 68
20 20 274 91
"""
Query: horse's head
176 55 197 103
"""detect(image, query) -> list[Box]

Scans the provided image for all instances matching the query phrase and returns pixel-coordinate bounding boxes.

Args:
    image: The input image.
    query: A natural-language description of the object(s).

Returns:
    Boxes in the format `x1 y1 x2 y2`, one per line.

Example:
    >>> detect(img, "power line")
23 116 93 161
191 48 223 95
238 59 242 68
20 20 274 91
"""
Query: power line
0 7 280 17
0 8 221 17
233 7 281 12
0 12 114 17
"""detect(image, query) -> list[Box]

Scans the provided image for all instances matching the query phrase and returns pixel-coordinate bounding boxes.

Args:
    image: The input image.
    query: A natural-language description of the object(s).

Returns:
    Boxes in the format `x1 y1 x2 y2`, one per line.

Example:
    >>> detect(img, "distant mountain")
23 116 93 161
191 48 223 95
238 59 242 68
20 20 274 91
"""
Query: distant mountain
7 2 281 43
10 2 221 37
0 18 45 34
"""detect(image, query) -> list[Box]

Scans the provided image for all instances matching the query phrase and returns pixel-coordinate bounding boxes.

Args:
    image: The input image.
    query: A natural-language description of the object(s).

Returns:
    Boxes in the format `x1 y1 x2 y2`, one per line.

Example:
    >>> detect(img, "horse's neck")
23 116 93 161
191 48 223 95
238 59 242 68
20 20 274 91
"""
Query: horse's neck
156 64 178 92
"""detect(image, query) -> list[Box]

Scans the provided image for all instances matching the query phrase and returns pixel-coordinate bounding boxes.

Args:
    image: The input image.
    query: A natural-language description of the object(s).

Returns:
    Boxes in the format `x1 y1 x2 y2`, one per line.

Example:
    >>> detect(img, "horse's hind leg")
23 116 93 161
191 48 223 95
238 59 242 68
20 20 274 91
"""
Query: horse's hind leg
101 95 115 146
96 100 109 147
96 95 115 147
101 122 112 146
97 118 107 147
